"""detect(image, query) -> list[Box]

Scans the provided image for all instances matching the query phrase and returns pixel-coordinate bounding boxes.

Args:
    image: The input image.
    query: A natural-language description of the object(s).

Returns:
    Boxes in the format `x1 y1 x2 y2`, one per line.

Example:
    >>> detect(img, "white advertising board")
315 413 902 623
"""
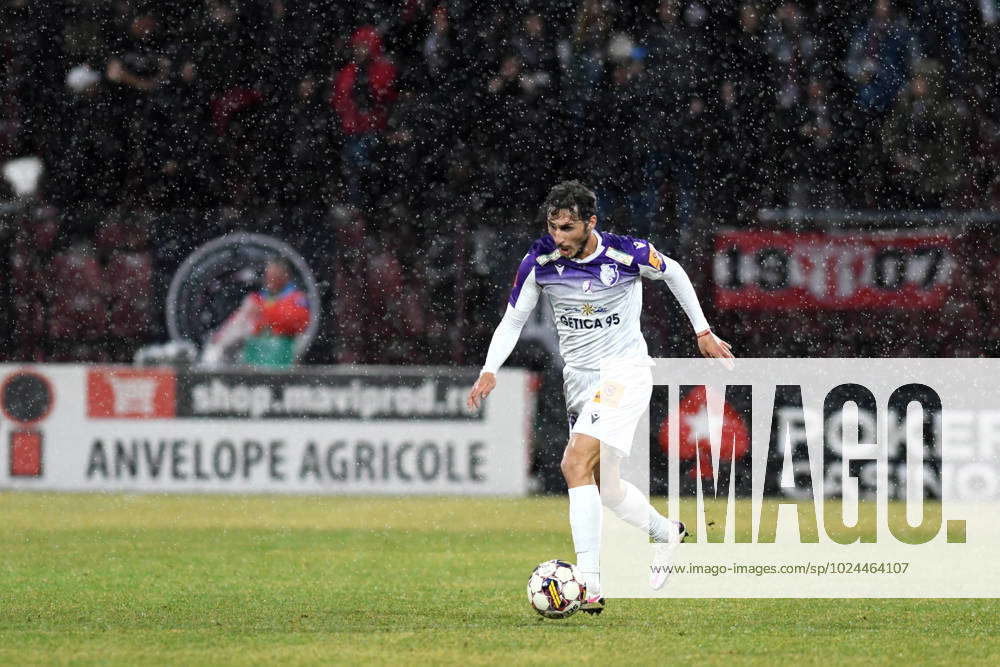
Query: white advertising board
0 365 535 495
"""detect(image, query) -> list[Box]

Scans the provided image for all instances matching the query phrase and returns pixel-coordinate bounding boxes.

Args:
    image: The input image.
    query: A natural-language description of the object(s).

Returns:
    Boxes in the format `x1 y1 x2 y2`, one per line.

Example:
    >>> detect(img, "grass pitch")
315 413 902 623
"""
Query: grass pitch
1 493 998 665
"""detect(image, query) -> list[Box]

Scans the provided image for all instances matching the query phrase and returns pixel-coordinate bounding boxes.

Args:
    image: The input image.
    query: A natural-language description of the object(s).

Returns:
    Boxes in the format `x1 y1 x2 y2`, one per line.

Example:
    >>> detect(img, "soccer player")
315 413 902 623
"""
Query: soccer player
467 180 733 613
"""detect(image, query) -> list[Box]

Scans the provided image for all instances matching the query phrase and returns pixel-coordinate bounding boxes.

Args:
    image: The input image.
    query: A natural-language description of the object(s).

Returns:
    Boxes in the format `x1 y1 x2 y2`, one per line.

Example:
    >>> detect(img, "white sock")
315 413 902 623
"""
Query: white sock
568 484 601 596
610 480 677 543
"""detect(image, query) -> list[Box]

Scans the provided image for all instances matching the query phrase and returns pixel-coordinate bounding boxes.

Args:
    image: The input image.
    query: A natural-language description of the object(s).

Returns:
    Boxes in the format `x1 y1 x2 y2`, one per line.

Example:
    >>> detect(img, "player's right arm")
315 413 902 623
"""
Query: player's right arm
467 251 542 409
633 239 735 366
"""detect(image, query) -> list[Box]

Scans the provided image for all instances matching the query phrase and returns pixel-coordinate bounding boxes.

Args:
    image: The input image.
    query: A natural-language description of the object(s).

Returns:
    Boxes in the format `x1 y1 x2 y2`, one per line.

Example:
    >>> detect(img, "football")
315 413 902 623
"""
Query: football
526 559 587 619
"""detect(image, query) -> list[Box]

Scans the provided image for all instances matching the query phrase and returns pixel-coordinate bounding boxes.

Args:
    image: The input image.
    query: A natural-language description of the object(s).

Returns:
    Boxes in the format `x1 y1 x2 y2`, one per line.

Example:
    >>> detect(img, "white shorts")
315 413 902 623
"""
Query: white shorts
563 358 653 457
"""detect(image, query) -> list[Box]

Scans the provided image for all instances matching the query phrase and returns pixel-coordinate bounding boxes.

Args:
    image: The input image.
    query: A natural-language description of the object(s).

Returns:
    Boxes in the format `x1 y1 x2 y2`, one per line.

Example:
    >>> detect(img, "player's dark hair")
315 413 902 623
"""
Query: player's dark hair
544 180 597 223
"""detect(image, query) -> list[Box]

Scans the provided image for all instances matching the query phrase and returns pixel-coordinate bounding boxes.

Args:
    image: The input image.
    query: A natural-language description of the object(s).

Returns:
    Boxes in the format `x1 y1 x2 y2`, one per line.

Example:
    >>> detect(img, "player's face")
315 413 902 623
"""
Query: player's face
548 210 593 259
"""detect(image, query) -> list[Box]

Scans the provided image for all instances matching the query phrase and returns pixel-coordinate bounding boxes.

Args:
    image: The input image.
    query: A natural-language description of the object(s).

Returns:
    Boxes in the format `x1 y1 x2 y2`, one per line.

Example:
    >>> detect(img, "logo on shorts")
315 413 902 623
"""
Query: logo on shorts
600 381 625 408
591 411 600 424
600 263 620 287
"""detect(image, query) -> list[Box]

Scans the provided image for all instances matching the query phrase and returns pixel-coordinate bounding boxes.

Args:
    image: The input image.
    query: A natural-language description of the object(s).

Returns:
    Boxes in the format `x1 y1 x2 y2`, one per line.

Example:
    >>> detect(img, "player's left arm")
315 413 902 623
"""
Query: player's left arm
637 243 734 362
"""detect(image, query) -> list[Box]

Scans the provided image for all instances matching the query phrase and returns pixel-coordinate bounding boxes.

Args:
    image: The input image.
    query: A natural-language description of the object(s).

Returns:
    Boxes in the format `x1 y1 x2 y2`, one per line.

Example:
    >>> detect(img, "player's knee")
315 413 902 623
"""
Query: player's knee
559 450 584 484
560 440 598 485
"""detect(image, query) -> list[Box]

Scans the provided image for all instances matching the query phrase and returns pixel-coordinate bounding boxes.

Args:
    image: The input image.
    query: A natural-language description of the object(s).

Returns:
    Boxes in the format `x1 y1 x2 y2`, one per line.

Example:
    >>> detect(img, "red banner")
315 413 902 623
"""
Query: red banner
87 368 176 419
713 230 954 310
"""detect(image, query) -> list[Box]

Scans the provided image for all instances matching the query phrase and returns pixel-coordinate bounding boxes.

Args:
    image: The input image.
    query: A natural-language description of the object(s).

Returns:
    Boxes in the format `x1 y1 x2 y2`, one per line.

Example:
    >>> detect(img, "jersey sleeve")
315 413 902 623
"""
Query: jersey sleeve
508 252 541 312
627 237 711 334
482 254 541 374
622 237 671 280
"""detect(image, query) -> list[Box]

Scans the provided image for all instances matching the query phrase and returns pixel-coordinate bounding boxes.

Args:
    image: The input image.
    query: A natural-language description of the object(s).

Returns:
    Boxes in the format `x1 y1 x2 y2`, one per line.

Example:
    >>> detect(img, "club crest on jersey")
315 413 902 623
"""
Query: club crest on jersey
600 263 620 287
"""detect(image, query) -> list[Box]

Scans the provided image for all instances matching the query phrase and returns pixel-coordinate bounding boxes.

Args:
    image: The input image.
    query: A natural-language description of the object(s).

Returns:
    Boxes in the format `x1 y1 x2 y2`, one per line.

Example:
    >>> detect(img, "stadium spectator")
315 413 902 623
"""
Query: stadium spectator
642 0 708 239
146 55 215 209
481 49 549 205
279 75 337 207
881 59 969 208
379 86 450 210
2 0 65 160
421 4 454 86
785 78 844 208
486 53 526 101
589 54 645 236
565 0 611 125
845 0 921 118
720 3 773 213
331 25 398 211
727 3 774 110
51 64 125 211
202 258 311 367
330 204 368 362
912 0 966 89
704 79 753 220
197 1 256 94
510 11 557 102
104 10 172 197
763 1 816 110
105 12 165 97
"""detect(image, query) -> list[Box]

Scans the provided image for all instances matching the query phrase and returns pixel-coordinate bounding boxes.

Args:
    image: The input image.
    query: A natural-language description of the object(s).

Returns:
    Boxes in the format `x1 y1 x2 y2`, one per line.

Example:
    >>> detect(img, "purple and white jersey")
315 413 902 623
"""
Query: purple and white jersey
508 231 680 371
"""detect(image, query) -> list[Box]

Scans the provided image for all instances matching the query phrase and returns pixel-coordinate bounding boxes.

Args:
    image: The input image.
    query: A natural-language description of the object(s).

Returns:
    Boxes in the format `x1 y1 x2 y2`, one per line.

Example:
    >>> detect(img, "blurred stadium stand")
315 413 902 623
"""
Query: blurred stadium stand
0 0 998 368
3 0 999 494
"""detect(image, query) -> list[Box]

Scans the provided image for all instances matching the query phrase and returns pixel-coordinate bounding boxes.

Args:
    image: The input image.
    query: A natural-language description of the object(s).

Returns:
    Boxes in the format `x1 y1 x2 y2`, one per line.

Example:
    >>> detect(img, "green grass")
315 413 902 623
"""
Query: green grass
1 493 998 665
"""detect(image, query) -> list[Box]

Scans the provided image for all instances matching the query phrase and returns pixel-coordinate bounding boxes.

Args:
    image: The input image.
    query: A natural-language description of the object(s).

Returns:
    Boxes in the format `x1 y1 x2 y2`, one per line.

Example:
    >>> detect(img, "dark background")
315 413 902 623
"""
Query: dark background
1 0 997 490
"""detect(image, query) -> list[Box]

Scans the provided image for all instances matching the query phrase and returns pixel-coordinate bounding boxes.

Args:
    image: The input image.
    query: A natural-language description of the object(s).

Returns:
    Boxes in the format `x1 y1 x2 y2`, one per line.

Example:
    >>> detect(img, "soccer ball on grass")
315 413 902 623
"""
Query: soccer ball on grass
526 559 586 619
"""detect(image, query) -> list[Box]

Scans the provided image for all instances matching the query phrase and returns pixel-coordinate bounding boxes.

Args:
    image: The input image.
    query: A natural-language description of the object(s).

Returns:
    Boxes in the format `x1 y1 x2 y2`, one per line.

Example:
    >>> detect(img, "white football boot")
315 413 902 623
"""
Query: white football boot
650 519 687 591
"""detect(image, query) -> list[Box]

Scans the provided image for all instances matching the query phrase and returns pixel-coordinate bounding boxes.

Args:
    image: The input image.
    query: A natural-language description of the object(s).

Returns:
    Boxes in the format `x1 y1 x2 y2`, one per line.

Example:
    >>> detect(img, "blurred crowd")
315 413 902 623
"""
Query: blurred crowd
2 0 999 364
